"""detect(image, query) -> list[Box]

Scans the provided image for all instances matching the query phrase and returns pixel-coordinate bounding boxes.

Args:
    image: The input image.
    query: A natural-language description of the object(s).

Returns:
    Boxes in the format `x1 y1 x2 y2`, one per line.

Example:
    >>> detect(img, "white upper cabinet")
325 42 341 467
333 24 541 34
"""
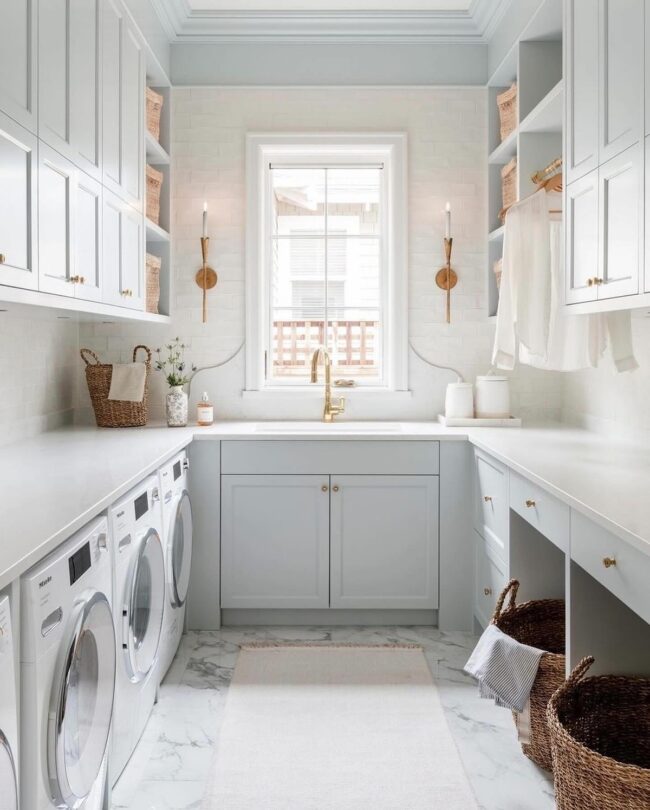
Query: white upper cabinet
0 0 37 133
565 169 599 304
38 146 75 296
74 173 103 302
103 0 144 210
565 0 599 184
0 113 38 290
102 191 144 310
38 0 102 180
599 0 644 164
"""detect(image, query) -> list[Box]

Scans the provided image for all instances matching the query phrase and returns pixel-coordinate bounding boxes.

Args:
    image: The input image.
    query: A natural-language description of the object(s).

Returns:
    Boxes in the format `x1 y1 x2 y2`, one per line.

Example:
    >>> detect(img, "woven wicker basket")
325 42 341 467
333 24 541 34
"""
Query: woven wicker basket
146 253 161 314
491 580 566 772
497 82 518 141
146 87 163 141
548 657 650 809
501 158 517 216
81 345 152 428
146 164 163 225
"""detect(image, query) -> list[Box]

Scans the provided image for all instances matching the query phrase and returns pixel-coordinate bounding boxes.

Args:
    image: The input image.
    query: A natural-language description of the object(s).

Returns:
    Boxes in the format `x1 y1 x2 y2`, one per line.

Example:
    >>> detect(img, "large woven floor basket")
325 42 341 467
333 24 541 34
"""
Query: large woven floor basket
491 579 566 771
548 657 650 809
81 345 152 428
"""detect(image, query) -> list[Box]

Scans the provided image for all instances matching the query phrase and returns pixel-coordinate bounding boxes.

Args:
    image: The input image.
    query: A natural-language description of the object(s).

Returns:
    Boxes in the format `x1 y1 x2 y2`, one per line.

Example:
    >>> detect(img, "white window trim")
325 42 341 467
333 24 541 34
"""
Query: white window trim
245 132 408 394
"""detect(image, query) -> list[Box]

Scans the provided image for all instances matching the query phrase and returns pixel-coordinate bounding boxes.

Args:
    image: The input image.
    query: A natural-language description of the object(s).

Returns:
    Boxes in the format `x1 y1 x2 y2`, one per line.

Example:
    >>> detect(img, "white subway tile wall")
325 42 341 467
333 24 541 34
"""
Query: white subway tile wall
74 87 562 422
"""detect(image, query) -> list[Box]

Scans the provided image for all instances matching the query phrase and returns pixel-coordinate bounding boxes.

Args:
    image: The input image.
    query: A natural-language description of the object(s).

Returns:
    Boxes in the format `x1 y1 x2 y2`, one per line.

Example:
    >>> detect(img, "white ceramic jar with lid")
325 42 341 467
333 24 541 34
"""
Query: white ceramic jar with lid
475 375 510 418
444 382 474 419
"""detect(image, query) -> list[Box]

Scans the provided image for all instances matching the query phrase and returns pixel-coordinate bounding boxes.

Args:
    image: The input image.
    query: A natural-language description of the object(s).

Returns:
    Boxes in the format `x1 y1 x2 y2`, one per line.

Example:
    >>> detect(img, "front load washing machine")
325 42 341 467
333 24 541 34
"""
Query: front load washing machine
0 594 19 810
109 474 165 786
157 450 193 684
21 517 115 810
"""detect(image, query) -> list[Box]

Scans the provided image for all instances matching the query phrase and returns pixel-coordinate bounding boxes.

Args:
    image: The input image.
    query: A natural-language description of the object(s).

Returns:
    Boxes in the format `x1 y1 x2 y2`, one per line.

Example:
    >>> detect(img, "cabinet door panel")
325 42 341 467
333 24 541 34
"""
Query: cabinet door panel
600 0 643 163
70 0 101 177
102 0 123 193
0 114 37 290
645 137 650 293
330 475 439 610
102 191 122 306
565 0 599 183
38 0 69 146
0 0 37 132
121 203 144 309
74 173 102 302
122 24 144 208
565 170 599 304
599 146 641 299
474 532 507 630
221 475 330 609
38 146 74 296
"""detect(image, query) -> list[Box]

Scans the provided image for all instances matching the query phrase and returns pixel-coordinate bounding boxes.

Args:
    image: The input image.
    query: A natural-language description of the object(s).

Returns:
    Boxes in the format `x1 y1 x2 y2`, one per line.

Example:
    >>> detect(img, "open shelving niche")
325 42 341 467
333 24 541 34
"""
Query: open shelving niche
144 50 172 319
486 0 563 320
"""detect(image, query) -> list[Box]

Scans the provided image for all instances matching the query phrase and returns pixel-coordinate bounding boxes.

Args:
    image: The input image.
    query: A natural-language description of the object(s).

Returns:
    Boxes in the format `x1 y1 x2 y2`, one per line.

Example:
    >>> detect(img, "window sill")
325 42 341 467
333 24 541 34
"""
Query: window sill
242 387 412 403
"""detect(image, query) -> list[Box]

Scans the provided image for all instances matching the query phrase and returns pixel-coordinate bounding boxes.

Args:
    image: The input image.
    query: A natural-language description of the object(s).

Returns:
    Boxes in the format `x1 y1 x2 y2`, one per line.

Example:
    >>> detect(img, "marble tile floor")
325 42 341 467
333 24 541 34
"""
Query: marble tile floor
109 626 555 810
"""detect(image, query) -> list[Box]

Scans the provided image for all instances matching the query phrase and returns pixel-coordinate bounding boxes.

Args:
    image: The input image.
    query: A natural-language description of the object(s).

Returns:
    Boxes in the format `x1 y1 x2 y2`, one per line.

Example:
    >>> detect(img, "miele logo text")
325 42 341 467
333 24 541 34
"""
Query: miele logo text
39 576 52 588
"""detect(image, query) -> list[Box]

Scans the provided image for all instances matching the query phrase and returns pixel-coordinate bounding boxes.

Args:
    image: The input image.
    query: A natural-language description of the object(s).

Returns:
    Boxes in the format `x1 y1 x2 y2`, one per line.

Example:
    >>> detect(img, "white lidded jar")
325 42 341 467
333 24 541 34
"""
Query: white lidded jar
475 375 510 418
444 382 474 419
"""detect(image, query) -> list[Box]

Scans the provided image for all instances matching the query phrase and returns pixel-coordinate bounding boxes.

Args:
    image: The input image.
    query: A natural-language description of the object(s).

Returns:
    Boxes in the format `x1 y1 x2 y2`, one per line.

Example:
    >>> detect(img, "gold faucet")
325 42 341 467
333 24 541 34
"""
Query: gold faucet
310 347 345 422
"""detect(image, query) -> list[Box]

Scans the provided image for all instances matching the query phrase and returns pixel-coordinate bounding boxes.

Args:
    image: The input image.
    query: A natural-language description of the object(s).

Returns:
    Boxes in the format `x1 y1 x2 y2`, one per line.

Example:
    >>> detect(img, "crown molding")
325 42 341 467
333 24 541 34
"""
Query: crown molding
153 0 514 43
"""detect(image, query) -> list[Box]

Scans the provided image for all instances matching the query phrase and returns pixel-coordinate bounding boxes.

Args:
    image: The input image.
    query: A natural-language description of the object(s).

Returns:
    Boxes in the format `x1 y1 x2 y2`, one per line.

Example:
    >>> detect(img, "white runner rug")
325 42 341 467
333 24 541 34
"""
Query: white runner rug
202 643 478 809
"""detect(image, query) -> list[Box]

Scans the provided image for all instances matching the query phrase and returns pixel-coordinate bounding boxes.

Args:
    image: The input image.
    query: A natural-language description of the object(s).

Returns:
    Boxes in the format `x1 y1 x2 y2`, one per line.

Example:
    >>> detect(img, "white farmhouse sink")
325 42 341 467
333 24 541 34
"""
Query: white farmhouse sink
253 421 403 434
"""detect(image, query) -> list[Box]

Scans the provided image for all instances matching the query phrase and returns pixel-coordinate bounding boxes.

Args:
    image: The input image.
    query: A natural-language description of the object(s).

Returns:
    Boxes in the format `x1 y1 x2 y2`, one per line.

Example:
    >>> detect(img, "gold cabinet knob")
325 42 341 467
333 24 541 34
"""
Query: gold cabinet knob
0 254 5 264
525 499 536 508
121 289 133 297
69 275 79 283
483 495 492 502
595 277 604 285
587 277 595 287
332 485 339 492
321 485 328 492
79 275 85 284
602 556 617 569
484 587 492 596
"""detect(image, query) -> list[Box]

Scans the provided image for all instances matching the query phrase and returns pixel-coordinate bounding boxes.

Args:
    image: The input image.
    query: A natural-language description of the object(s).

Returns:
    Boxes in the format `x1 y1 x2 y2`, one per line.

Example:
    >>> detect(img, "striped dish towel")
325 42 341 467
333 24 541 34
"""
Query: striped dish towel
464 624 543 714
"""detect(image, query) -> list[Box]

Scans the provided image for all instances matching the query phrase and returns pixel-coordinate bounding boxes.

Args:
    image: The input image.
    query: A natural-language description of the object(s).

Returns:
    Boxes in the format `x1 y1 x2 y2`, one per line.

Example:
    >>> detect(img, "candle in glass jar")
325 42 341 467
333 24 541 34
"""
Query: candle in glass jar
202 202 208 238
445 202 451 240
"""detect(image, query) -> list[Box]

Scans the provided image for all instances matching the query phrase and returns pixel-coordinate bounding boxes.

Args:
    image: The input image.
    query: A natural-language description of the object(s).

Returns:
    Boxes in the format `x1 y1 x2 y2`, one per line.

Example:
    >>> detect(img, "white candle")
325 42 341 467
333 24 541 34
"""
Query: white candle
445 202 451 240
202 202 208 238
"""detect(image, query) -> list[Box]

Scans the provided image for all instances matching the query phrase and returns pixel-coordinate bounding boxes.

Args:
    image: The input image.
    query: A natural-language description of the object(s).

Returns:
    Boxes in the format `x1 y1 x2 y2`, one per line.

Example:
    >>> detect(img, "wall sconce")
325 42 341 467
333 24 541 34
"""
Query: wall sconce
435 202 457 324
196 202 218 323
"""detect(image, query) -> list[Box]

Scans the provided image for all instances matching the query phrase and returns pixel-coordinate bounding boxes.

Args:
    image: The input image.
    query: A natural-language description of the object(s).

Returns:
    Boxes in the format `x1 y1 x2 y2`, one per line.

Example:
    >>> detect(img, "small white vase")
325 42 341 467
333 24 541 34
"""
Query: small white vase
166 385 188 427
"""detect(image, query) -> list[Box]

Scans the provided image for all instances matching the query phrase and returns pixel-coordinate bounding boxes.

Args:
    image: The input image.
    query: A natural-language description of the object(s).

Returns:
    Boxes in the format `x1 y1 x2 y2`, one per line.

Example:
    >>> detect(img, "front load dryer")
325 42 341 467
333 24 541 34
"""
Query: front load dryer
0 594 19 810
20 517 115 810
157 450 193 684
109 474 165 786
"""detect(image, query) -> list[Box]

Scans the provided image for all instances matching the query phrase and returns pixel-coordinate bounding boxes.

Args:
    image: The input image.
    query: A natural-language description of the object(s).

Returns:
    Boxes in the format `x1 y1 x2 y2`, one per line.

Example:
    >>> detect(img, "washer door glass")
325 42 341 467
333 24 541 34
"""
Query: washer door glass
48 591 115 808
0 730 18 810
126 529 165 681
171 491 193 608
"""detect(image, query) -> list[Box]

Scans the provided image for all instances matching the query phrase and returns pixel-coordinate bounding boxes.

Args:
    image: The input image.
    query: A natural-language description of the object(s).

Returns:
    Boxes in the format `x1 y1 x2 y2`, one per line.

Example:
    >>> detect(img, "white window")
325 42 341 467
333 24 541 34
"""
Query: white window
246 133 407 393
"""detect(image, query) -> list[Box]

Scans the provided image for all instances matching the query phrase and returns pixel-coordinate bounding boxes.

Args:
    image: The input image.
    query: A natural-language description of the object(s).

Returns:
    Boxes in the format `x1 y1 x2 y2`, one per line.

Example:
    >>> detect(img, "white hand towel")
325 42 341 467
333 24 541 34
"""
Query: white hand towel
108 363 147 402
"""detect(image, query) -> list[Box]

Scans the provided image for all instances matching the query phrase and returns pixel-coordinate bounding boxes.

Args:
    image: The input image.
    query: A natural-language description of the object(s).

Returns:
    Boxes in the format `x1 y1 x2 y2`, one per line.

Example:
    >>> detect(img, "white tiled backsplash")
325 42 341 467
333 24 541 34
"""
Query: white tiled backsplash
77 86 564 423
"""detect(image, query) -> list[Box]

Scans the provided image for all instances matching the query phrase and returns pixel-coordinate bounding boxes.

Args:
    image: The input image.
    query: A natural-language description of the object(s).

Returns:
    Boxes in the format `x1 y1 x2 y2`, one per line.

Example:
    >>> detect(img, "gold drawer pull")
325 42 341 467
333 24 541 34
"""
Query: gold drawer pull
332 485 339 492
483 495 492 503
321 485 328 493
484 587 492 596
602 557 617 569
525 499 536 508
121 289 133 297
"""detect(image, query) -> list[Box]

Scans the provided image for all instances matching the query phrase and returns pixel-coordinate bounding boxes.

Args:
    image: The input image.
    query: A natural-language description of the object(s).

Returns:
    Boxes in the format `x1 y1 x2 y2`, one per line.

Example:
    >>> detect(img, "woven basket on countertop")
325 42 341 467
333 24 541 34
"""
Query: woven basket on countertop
497 82 518 141
146 253 161 314
81 345 152 428
146 164 163 225
548 657 650 809
491 579 566 772
146 87 164 141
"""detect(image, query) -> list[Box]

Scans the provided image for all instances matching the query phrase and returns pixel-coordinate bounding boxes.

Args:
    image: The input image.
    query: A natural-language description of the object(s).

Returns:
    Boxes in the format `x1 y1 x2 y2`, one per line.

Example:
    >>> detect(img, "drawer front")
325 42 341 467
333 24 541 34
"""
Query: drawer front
474 449 508 562
572 511 650 625
221 440 439 475
509 472 569 552
474 531 508 629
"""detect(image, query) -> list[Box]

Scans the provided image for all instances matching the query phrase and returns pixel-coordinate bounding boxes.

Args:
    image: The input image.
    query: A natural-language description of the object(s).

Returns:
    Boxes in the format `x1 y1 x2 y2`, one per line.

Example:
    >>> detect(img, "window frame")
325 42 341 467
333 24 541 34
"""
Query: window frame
245 132 408 394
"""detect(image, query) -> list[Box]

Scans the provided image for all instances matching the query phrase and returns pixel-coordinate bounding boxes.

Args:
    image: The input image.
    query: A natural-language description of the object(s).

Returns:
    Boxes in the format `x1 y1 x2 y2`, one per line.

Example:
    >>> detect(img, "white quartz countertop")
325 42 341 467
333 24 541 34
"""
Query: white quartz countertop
2 419 650 590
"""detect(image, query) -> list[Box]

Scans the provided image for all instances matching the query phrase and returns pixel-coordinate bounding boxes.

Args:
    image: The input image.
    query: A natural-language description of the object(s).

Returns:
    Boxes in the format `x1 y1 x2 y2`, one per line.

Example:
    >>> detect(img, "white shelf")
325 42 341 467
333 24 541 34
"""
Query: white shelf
519 81 564 135
145 218 170 242
488 225 505 243
489 129 517 165
146 131 170 165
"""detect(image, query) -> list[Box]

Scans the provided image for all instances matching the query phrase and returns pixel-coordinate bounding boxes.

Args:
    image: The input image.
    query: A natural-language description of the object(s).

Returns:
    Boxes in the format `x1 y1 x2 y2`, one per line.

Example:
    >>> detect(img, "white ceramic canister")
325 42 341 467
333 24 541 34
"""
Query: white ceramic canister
444 382 474 419
475 375 510 418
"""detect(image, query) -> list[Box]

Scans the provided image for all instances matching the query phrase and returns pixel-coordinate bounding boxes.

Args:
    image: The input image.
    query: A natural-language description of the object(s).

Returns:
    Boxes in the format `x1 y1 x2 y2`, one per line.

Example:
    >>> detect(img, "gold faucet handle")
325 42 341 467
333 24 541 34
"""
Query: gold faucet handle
332 396 346 414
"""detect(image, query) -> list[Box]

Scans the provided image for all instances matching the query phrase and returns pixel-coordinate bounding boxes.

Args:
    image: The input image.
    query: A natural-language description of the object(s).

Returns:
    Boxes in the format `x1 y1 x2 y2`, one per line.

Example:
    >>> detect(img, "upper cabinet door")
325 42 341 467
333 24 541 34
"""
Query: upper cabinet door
565 0 599 184
120 203 144 309
0 0 37 133
39 0 102 180
600 0 644 164
646 8 650 136
598 146 642 300
565 170 599 305
103 0 144 210
74 172 102 302
0 113 38 290
38 145 75 297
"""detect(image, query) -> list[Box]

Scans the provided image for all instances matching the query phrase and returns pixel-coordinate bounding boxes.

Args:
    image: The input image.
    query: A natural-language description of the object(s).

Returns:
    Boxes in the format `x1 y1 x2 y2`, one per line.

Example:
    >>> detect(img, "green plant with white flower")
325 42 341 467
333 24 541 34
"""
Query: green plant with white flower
155 338 197 388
